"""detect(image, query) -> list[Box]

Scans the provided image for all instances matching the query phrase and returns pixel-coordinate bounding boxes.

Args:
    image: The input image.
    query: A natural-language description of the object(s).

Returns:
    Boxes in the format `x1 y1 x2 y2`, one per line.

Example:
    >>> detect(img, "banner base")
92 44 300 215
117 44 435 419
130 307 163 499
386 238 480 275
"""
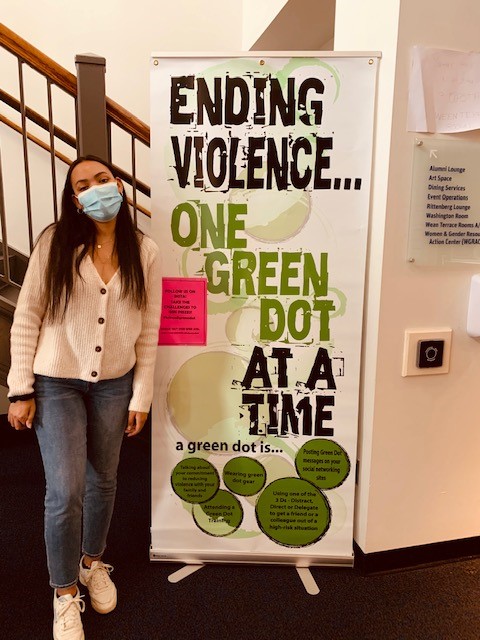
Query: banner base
167 564 205 583
162 560 326 596
150 546 353 568
296 567 320 595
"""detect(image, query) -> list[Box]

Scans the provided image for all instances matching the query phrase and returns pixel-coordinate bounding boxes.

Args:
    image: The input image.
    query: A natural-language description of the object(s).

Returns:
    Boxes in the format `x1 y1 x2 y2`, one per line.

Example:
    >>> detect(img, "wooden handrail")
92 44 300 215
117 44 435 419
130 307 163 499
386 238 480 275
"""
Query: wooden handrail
0 22 150 146
111 164 151 199
0 88 76 148
0 113 151 217
0 113 72 164
0 23 77 96
107 99 150 147
1 88 151 197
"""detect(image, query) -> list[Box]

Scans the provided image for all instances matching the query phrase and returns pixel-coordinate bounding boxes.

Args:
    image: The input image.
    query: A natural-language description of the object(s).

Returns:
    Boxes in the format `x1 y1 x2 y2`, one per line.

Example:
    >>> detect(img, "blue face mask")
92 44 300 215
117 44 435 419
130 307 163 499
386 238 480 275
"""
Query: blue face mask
77 182 123 222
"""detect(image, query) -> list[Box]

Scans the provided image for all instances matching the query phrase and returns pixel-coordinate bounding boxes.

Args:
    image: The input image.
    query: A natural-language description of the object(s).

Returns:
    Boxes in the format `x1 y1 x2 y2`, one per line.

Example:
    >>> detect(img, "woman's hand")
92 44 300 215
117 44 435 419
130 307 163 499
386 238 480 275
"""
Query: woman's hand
125 411 148 437
8 399 36 430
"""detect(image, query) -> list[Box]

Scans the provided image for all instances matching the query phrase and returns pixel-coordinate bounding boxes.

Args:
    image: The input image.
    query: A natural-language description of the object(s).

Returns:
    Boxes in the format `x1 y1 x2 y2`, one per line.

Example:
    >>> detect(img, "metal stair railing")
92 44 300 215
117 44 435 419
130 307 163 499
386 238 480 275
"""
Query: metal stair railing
0 22 151 271
0 23 152 388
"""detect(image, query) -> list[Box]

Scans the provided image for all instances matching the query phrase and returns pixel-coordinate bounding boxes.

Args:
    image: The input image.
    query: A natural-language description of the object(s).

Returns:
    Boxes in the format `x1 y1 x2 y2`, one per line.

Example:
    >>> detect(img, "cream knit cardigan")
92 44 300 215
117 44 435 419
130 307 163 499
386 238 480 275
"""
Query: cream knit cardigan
8 228 162 413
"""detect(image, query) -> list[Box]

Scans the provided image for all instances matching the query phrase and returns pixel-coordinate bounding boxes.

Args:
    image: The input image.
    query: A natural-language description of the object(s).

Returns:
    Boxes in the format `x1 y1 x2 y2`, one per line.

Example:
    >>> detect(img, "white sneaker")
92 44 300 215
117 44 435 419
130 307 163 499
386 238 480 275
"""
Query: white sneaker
53 588 85 640
79 557 117 614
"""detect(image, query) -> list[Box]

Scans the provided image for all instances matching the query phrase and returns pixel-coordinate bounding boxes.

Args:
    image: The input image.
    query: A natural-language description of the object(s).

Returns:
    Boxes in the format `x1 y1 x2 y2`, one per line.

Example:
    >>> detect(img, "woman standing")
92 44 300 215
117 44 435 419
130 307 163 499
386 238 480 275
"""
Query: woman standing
7 156 162 640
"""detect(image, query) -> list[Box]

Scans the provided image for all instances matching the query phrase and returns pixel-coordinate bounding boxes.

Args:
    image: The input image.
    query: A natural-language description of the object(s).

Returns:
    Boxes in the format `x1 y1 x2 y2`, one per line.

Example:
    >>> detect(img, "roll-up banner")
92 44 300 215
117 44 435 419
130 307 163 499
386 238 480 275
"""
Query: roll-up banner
150 53 378 566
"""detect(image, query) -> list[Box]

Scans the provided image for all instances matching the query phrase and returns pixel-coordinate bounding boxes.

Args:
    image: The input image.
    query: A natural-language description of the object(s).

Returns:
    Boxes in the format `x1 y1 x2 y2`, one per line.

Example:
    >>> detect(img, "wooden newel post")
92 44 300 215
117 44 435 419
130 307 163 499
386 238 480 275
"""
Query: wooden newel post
75 54 109 161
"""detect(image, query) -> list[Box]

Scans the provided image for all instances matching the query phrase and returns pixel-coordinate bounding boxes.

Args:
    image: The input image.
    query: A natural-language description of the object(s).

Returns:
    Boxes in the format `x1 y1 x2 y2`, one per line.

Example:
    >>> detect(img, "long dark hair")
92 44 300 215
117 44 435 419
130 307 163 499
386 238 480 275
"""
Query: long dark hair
43 155 146 321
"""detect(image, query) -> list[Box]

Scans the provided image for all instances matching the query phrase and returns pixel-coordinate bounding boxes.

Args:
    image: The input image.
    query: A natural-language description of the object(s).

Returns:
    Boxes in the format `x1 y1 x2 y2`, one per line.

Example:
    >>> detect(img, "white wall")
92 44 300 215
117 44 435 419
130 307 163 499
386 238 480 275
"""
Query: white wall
334 0 401 553
250 0 335 51
336 0 480 553
243 0 288 50
2 1 291 253
1 1 245 253
3 1 480 554
2 1 243 124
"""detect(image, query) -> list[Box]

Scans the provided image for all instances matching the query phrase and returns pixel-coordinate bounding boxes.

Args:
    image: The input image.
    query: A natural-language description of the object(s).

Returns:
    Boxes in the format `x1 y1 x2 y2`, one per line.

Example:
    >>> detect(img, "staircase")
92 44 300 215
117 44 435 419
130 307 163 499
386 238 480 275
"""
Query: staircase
0 23 151 394
0 247 27 387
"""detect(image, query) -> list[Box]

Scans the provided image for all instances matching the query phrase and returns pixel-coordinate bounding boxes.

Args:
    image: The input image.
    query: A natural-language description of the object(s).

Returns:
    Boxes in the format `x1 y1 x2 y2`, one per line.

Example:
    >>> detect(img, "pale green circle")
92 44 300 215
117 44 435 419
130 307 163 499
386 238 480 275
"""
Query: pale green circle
192 489 243 537
228 186 311 242
244 453 296 506
171 458 219 504
167 351 256 449
255 477 330 547
225 306 261 346
223 457 266 496
296 439 350 490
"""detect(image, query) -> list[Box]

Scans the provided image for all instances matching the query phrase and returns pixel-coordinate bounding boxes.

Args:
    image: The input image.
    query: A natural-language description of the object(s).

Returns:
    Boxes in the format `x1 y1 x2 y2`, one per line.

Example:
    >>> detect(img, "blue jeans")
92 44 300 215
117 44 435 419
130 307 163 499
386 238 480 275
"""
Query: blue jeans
34 370 133 588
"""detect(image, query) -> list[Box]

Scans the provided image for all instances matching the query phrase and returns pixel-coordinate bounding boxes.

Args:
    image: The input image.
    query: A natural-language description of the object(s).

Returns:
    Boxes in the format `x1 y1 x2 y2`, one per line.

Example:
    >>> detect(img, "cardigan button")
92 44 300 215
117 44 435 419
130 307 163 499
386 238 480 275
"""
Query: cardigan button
91 371 98 377
98 317 105 324
95 346 102 352
100 288 107 294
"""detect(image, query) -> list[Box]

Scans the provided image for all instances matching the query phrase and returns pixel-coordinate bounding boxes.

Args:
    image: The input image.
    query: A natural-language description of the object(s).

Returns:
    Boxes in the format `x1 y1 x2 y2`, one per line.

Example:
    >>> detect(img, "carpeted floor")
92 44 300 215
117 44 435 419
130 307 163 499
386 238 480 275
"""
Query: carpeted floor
1 416 479 640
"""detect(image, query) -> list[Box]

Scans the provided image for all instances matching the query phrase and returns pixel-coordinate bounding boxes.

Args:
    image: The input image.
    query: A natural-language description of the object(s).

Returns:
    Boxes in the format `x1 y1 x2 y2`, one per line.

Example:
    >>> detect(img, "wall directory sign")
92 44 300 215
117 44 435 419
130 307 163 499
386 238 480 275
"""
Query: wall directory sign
150 53 378 566
407 137 480 265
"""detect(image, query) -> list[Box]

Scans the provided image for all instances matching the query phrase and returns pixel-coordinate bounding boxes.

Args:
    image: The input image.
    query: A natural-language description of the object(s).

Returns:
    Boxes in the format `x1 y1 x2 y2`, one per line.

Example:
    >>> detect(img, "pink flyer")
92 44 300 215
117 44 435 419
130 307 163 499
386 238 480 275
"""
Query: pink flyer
158 277 207 345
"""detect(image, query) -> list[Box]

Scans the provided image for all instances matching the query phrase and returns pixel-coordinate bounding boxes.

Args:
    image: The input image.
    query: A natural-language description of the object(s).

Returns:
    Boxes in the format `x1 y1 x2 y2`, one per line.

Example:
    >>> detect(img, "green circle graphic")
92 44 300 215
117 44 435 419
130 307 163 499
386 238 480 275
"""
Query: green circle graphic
296 439 350 490
171 458 220 504
192 489 243 537
255 477 331 547
167 351 254 450
223 457 266 496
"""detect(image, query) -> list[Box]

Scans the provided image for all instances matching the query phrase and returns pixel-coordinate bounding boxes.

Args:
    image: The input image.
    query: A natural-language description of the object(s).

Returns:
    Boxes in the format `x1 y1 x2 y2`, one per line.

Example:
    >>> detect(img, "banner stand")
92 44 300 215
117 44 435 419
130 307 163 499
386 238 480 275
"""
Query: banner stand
150 52 379 572
167 564 204 584
296 568 320 595
166 562 320 596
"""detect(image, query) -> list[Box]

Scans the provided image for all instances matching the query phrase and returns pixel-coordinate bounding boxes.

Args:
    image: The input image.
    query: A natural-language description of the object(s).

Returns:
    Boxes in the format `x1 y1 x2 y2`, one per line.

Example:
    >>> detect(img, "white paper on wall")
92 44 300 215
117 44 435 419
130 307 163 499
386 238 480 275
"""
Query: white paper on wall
408 45 480 133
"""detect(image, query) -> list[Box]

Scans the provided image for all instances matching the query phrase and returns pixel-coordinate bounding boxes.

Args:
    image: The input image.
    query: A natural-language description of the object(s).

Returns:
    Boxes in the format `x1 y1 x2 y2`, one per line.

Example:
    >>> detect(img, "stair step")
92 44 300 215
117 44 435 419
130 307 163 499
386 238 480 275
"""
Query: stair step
0 283 20 314
0 309 12 388
0 246 29 285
